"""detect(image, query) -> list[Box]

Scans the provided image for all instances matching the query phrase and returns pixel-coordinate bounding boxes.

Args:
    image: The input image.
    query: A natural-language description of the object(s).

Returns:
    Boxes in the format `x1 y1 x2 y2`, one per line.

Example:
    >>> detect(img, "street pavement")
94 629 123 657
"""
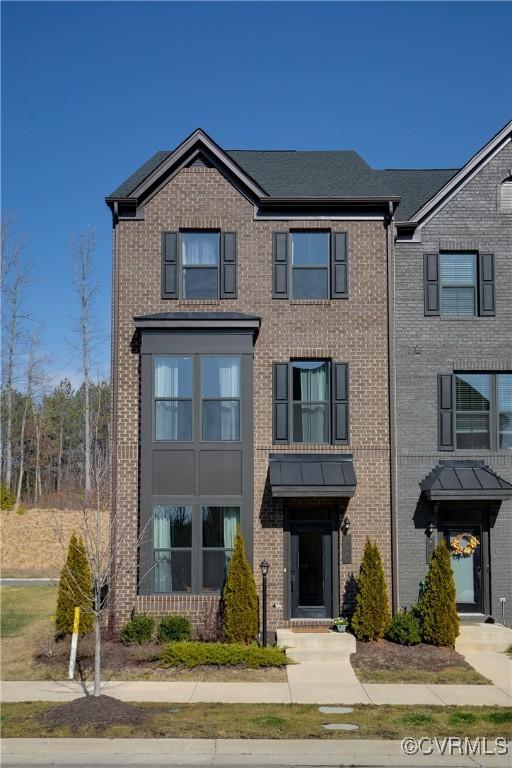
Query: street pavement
2 738 511 767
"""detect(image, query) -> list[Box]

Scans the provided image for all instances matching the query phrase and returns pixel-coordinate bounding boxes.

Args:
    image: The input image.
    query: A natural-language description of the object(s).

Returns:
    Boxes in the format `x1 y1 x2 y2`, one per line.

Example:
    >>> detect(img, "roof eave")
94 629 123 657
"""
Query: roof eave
425 489 512 501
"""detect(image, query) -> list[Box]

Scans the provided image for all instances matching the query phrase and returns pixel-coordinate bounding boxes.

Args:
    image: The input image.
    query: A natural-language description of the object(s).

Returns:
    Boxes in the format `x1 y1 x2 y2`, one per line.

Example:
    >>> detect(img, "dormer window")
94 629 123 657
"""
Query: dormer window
499 177 512 213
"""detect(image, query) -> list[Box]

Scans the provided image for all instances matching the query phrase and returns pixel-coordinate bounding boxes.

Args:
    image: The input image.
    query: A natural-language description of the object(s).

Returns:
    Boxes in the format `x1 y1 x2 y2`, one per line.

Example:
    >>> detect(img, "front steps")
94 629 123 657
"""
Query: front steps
455 623 512 653
277 628 356 662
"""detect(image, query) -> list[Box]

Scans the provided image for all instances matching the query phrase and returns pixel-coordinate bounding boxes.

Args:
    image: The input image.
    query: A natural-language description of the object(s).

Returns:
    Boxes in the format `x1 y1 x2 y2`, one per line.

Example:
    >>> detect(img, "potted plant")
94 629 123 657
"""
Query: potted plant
333 617 348 633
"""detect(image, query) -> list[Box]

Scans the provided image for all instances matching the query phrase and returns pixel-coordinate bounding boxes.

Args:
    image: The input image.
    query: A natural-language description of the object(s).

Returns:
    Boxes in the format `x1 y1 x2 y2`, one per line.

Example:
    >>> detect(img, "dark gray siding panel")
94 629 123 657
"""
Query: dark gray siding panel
199 450 242 495
152 450 195 495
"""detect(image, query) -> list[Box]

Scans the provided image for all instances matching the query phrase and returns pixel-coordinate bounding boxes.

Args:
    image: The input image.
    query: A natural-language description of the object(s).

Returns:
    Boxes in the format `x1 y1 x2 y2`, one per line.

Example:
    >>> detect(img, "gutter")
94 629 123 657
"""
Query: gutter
386 202 399 614
109 217 119 629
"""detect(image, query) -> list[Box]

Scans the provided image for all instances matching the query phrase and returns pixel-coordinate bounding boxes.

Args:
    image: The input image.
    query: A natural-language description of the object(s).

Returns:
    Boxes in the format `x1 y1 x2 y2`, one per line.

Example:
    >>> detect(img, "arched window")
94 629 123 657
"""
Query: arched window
500 177 512 213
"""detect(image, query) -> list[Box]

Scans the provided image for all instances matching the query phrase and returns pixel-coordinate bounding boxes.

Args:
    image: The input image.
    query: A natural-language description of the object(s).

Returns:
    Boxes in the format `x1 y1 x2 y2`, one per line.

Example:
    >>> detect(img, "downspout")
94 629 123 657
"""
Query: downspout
386 201 399 614
109 204 119 630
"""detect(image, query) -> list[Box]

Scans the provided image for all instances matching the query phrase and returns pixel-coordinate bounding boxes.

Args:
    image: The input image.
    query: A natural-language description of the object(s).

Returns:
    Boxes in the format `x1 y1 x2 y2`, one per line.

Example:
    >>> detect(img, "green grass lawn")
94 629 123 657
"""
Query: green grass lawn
1 586 58 679
1 702 511 739
353 666 489 684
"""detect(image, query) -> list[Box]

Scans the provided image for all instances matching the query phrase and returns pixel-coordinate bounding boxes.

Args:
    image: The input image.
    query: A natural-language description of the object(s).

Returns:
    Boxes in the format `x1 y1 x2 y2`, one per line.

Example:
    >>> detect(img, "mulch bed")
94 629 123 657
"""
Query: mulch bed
351 639 475 672
39 695 151 729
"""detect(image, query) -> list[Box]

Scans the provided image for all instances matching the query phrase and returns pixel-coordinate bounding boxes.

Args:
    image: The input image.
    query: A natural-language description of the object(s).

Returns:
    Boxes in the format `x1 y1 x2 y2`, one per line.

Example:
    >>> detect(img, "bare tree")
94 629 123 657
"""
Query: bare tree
72 228 97 496
1 218 32 490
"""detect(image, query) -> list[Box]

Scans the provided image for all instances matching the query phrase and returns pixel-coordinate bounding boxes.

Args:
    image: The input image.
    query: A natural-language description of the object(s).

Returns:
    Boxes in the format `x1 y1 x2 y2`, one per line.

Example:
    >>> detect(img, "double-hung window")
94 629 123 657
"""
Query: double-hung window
272 230 348 300
455 374 491 449
161 231 237 300
291 233 330 299
181 232 220 299
273 359 349 444
292 361 330 442
440 372 512 451
424 251 496 316
440 253 477 316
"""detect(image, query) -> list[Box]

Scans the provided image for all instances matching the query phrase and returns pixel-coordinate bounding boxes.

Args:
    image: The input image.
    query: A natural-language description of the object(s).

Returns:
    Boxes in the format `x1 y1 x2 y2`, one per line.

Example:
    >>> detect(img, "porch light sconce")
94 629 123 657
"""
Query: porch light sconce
414 345 422 355
341 516 351 535
426 521 435 538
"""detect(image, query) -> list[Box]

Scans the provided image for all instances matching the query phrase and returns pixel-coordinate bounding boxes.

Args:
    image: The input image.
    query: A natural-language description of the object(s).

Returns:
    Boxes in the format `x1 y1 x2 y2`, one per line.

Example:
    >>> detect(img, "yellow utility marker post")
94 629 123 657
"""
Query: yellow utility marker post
68 607 80 680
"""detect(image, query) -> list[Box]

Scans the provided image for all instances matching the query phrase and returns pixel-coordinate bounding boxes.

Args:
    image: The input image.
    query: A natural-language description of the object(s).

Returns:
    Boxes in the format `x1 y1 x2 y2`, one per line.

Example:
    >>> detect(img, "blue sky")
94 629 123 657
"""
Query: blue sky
2 1 511 386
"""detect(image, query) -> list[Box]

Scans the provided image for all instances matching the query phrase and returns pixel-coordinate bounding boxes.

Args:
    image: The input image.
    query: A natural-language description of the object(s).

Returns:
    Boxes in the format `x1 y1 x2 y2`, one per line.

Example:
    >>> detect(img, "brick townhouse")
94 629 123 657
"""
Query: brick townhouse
106 123 512 633
394 122 512 625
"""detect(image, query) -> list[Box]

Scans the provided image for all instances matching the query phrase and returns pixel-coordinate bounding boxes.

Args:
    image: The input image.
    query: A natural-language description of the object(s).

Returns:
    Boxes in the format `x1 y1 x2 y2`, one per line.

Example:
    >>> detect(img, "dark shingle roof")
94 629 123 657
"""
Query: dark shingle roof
421 461 512 498
107 146 459 222
269 453 356 497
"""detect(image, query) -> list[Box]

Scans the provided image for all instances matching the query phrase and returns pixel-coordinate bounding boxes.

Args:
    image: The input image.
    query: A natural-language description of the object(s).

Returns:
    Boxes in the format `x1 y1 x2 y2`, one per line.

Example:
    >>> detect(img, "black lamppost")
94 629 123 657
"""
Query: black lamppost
260 560 270 647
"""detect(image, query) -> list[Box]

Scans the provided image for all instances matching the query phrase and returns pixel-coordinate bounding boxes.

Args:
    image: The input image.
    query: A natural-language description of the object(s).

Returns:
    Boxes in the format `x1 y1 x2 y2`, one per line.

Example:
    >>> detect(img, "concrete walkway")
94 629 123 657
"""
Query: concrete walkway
2 737 511 767
2 674 511 705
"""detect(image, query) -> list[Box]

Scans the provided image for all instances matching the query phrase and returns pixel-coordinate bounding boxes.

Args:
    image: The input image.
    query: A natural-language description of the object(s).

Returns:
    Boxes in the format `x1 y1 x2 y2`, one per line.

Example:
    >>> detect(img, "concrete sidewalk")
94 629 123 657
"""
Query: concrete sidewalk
2 675 511 705
2 738 511 767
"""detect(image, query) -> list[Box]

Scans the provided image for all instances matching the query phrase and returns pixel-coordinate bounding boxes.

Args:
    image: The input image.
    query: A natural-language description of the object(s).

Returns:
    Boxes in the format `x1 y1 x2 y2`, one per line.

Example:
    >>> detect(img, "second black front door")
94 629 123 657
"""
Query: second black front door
290 523 332 618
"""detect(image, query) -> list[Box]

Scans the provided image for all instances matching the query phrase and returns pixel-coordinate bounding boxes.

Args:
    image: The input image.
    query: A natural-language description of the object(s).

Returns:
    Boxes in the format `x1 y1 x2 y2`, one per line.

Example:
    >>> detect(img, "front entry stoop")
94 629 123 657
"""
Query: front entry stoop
455 623 512 653
277 628 356 662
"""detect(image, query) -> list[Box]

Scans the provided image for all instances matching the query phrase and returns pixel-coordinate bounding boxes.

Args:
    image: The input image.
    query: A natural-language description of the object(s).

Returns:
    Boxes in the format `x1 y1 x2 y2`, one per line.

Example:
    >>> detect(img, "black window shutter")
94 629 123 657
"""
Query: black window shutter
424 253 440 315
272 232 289 298
478 252 495 316
331 233 348 299
161 232 178 299
273 362 289 443
438 374 454 451
221 232 237 298
332 362 349 443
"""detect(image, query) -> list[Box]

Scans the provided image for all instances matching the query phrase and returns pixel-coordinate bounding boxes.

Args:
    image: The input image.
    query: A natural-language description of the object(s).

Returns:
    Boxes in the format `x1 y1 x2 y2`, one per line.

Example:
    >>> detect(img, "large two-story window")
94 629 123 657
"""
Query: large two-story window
453 373 512 450
273 359 349 444
153 505 240 593
154 355 240 441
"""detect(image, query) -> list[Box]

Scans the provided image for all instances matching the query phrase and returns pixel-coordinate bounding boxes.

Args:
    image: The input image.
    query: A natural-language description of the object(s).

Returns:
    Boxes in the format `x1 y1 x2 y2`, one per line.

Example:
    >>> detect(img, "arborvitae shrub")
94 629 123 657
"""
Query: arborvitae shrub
351 539 390 641
386 610 421 645
55 532 93 636
156 614 192 642
222 532 259 644
121 613 155 645
420 540 459 647
1 483 16 511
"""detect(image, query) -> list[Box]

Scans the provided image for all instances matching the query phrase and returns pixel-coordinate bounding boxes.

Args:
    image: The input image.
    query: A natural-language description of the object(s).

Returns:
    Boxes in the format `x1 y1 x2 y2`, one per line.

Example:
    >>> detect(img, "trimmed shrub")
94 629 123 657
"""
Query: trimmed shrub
386 610 421 646
419 540 459 647
156 614 192 643
55 532 93 636
161 641 288 669
351 539 390 641
1 483 16 511
223 532 259 644
121 613 155 645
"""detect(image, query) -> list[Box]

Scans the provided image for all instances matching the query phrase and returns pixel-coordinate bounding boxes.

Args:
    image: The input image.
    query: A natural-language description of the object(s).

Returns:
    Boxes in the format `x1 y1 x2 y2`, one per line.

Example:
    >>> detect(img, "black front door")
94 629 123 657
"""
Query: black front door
290 523 332 618
443 526 483 613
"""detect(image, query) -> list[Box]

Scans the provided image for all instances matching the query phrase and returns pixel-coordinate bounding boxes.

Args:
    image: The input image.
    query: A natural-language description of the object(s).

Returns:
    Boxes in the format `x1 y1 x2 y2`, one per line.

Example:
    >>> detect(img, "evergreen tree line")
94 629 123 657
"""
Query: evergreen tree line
1 378 110 506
